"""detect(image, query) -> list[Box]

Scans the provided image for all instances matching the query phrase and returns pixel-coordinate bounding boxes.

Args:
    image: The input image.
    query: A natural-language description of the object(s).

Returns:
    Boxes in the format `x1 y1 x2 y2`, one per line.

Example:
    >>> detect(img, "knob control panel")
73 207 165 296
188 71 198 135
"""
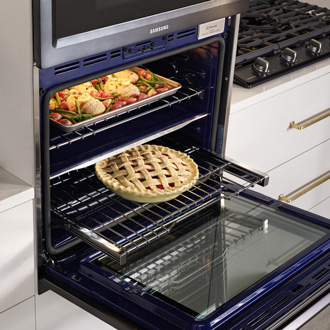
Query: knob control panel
252 57 270 75
306 39 322 55
280 47 297 64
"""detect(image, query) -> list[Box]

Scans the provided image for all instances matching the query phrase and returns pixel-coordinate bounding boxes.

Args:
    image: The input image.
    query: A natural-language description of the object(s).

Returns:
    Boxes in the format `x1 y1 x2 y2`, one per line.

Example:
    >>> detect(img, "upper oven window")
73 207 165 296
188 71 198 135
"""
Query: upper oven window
53 0 210 39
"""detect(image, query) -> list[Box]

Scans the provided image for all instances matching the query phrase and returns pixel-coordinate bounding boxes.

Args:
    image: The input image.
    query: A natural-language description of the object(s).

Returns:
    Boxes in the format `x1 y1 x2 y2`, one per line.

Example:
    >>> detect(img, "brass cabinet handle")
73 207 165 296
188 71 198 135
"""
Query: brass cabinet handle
289 109 330 130
279 172 330 203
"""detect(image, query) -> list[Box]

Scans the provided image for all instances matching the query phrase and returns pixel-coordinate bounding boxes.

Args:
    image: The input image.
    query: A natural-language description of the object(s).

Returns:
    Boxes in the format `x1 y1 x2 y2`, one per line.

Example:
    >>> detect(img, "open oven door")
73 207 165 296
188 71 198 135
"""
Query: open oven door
39 137 330 330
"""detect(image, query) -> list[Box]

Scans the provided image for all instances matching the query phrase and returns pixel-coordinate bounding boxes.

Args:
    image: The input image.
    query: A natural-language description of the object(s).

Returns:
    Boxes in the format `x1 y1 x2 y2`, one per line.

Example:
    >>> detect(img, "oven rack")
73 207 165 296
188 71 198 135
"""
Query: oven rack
115 213 267 293
49 85 204 151
50 146 268 264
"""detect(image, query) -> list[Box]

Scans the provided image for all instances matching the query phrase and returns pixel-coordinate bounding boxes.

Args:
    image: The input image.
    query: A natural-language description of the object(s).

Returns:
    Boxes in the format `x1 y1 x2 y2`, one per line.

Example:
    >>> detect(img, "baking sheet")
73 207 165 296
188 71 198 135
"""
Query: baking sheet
50 67 182 132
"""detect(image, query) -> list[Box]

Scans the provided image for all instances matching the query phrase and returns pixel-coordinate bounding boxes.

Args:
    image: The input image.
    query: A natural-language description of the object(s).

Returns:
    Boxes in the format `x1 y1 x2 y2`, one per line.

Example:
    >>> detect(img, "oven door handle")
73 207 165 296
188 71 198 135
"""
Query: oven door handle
289 108 330 130
278 171 330 203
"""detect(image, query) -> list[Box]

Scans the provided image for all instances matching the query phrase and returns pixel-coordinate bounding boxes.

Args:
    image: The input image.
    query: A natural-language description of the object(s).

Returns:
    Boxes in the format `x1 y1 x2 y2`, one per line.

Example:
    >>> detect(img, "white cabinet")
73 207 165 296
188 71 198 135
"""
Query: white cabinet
227 60 330 217
0 298 35 330
0 200 35 312
36 291 115 330
226 73 330 172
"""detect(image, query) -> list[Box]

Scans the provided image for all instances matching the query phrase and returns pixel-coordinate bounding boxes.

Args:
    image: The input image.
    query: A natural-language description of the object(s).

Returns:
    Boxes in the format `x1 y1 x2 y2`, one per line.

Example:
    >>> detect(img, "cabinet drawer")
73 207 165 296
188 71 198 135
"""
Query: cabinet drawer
254 139 330 213
226 73 330 172
0 201 34 312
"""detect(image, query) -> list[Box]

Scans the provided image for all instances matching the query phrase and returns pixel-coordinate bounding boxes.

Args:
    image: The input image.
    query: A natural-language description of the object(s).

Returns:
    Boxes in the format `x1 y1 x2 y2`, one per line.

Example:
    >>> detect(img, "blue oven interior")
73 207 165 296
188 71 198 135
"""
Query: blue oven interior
39 19 330 330
40 28 225 177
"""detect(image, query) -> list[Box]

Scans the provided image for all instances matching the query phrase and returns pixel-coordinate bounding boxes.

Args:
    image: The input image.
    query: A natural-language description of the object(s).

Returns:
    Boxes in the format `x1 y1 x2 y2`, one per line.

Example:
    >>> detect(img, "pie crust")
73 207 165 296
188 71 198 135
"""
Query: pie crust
95 144 199 203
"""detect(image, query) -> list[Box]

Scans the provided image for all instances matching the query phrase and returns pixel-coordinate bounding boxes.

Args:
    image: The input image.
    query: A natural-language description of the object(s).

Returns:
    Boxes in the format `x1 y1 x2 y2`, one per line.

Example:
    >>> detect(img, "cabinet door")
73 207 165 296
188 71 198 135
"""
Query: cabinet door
0 297 35 330
0 201 34 312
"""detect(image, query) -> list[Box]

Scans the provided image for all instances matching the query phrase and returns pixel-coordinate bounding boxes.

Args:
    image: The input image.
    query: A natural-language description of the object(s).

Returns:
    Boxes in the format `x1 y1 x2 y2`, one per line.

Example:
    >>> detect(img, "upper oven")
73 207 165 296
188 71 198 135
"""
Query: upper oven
33 1 330 330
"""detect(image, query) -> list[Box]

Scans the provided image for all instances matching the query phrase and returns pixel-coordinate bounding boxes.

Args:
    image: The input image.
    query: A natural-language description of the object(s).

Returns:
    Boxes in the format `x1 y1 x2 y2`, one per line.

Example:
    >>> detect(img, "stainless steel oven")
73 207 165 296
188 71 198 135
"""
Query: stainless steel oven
33 1 330 329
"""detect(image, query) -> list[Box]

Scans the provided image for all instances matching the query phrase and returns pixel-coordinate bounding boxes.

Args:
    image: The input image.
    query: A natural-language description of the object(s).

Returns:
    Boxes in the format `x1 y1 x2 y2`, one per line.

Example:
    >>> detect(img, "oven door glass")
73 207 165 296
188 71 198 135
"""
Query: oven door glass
54 0 210 39
85 194 329 320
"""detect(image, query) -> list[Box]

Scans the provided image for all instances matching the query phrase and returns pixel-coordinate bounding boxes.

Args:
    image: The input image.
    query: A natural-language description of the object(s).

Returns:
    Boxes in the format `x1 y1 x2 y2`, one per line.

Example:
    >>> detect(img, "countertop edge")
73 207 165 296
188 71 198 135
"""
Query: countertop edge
231 57 330 114
0 167 34 213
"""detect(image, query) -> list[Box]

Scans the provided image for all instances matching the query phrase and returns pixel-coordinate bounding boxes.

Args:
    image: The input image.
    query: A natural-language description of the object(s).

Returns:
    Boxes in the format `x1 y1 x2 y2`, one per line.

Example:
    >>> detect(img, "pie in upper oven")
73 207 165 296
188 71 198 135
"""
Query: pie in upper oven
95 144 199 203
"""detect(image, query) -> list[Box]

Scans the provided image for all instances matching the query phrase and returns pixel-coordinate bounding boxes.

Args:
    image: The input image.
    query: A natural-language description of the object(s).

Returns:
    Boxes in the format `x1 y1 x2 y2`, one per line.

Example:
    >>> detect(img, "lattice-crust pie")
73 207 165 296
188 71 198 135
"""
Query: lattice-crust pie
95 144 199 203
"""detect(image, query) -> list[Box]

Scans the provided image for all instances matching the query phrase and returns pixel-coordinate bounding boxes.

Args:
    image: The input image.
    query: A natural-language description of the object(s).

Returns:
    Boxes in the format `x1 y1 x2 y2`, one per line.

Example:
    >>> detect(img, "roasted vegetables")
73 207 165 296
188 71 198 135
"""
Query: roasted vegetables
49 67 173 126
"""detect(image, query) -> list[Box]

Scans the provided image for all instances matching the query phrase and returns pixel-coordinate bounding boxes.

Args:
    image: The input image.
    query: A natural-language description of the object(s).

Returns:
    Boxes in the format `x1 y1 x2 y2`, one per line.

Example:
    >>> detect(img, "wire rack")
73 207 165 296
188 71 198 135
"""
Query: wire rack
50 146 267 264
49 85 204 151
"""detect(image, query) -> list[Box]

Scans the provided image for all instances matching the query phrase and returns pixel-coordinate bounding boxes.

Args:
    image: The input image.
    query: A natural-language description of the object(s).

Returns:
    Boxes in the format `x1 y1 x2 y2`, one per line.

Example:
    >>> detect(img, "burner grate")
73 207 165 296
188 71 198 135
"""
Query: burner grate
237 0 330 62
234 0 330 87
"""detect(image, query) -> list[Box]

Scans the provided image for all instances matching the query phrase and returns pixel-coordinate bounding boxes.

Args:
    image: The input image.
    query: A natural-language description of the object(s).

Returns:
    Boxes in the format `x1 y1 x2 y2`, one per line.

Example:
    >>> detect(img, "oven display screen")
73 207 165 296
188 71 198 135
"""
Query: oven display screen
54 0 210 39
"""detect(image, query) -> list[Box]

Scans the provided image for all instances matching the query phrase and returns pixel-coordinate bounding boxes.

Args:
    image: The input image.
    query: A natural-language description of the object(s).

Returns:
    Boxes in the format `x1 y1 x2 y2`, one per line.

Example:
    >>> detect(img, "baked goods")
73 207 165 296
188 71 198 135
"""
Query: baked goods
95 145 199 203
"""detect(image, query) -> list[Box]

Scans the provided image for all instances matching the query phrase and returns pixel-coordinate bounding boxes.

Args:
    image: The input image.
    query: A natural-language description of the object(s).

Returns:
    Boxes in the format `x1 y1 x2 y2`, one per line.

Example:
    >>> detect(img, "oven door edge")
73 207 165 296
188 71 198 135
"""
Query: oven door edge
39 276 144 330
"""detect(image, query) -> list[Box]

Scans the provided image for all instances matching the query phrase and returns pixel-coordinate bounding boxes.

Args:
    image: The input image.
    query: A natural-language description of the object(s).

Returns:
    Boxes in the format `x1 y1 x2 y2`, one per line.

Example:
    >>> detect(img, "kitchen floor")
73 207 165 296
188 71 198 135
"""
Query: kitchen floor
300 303 330 330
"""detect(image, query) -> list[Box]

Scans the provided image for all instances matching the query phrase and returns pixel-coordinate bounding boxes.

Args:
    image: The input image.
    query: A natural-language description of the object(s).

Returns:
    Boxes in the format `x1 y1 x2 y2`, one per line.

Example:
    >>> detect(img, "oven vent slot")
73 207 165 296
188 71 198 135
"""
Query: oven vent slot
54 62 80 75
110 49 122 59
49 146 268 264
168 34 175 42
176 28 197 39
83 54 107 67
311 267 329 281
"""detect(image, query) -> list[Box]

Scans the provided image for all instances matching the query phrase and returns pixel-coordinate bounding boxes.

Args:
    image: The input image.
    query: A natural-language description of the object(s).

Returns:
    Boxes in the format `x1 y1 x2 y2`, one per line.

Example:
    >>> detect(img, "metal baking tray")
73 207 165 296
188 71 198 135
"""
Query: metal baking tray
50 67 182 132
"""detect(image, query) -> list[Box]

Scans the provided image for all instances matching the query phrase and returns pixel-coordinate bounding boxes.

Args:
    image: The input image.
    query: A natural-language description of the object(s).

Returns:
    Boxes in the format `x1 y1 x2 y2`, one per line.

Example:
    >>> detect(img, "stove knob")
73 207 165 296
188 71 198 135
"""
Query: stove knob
252 57 269 75
280 48 297 64
306 39 322 55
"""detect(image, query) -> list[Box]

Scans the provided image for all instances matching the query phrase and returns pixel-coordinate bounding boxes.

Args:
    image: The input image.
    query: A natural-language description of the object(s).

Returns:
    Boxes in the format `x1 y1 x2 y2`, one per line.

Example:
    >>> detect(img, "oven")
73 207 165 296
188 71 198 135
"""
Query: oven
31 1 330 329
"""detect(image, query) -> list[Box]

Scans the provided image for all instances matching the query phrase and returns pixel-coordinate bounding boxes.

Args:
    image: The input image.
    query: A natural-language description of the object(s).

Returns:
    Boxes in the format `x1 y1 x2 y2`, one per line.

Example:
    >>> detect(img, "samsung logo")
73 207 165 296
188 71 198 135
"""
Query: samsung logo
150 25 169 34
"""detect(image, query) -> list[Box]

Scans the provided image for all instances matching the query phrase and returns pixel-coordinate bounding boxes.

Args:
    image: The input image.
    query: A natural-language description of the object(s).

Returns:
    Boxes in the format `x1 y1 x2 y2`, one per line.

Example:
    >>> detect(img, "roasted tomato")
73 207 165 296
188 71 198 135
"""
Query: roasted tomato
138 69 148 79
138 93 148 101
58 119 73 126
90 90 101 98
102 99 112 108
58 102 69 110
50 112 62 121
156 87 169 93
124 97 137 104
110 101 127 111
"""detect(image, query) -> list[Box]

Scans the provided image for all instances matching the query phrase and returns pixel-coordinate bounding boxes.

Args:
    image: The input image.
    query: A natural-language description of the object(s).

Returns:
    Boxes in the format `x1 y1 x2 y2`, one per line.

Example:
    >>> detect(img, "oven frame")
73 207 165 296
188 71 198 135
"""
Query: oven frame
32 3 330 327
34 8 246 326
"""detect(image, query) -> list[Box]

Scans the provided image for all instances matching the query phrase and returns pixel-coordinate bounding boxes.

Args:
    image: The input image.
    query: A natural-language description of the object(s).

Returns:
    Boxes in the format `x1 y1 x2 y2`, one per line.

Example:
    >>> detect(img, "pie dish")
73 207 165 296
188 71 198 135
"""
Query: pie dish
95 144 199 203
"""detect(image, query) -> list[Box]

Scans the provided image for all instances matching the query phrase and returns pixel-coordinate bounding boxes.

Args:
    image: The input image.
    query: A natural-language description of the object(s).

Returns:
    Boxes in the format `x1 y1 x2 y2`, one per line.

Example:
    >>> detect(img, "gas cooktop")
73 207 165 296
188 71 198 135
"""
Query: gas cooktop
234 0 330 88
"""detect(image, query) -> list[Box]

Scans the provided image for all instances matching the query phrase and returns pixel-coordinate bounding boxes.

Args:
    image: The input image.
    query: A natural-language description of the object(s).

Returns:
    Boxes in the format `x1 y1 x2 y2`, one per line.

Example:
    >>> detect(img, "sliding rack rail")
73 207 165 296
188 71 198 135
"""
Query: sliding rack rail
50 145 268 264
